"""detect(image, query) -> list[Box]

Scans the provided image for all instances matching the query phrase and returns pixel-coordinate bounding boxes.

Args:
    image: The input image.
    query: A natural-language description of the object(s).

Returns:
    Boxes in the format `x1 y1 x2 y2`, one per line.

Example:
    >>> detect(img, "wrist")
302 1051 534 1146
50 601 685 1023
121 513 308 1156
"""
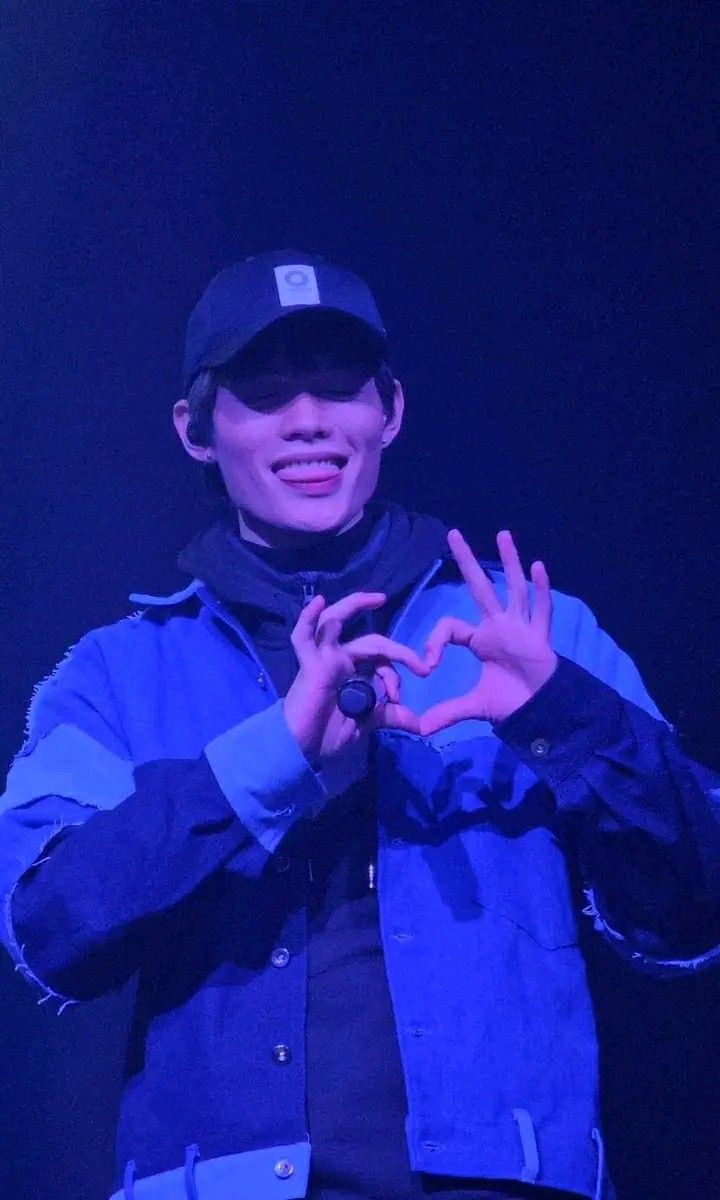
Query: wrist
282 694 323 766
522 652 559 696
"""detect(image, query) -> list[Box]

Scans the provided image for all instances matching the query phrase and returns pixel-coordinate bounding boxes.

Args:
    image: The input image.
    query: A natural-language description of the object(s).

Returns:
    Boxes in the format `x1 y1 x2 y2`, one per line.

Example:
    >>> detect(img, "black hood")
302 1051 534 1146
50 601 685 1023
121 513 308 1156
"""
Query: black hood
177 501 452 646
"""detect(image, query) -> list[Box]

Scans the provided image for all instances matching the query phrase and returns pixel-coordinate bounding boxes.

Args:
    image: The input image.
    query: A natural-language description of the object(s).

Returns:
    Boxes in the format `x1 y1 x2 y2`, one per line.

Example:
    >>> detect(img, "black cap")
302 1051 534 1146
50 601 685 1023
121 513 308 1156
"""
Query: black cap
182 249 387 391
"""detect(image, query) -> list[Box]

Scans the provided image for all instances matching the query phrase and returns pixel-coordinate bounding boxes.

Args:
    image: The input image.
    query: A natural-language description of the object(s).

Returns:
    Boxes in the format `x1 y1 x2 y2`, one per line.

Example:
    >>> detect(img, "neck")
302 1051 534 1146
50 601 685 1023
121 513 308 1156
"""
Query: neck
237 508 365 549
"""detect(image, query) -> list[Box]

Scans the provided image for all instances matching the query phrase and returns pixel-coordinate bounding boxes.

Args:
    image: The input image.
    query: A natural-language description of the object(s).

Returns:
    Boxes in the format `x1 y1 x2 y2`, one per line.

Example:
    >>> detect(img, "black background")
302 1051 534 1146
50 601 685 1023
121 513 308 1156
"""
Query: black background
1 3 718 1197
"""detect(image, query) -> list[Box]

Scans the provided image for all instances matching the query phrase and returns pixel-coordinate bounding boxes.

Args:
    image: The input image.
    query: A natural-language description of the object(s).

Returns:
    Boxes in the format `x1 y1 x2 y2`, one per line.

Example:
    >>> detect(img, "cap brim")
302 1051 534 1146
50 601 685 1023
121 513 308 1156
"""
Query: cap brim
195 306 387 377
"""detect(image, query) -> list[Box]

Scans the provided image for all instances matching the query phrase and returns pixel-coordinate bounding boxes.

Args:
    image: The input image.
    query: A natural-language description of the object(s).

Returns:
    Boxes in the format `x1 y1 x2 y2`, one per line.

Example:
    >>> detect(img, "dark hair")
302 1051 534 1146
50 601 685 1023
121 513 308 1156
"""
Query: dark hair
185 310 397 504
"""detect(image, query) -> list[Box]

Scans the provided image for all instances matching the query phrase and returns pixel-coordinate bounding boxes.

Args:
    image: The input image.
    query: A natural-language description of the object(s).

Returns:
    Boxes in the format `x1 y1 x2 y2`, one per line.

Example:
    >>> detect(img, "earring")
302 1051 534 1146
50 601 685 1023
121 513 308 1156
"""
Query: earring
205 452 214 463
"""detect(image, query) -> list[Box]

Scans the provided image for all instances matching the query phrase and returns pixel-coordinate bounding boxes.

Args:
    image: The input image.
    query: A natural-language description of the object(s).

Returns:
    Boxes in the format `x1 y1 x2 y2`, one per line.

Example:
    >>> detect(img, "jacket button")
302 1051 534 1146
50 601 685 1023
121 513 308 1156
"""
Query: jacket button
274 1158 295 1179
271 947 291 968
530 737 551 757
273 854 291 873
272 1043 292 1065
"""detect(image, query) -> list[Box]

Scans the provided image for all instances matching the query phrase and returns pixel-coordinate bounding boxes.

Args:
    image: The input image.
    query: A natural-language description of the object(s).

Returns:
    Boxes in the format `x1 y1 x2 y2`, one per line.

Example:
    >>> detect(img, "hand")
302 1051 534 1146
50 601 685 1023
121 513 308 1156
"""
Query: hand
284 591 428 770
419 529 558 734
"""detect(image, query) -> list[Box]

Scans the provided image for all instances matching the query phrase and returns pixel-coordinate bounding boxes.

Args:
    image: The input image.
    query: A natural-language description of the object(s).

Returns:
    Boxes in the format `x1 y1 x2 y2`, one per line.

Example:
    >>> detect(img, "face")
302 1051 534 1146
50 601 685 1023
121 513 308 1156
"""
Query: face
174 353 404 548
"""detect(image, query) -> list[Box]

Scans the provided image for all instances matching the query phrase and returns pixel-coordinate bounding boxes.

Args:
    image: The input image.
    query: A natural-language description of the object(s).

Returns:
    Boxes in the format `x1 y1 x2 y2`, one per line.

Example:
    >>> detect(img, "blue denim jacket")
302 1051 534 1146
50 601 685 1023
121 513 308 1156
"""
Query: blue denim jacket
1 560 719 1200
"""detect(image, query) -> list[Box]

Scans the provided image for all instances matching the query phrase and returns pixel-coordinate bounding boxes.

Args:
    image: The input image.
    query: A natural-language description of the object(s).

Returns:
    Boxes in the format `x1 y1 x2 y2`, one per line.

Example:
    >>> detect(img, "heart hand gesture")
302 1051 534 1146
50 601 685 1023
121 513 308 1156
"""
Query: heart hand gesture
419 529 558 734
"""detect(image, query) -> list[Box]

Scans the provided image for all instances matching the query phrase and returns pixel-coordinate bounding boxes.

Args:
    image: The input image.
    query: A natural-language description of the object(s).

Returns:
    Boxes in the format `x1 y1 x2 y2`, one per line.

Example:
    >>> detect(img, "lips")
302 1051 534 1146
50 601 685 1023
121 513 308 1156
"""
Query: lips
272 454 347 483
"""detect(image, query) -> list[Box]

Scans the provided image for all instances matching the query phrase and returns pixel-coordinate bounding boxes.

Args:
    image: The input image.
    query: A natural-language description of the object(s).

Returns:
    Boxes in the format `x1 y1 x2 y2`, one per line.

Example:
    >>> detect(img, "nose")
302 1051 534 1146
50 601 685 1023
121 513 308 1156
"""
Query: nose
277 390 334 440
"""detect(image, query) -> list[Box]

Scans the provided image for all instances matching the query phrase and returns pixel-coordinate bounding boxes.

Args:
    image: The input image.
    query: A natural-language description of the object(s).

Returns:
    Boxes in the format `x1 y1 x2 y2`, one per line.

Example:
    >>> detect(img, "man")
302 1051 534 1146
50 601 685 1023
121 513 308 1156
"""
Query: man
1 250 719 1200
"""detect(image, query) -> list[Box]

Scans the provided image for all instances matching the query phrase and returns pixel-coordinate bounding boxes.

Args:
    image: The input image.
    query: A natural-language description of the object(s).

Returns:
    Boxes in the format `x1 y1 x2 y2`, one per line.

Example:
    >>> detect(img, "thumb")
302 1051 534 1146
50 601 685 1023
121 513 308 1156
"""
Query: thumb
419 694 478 737
425 616 477 666
372 700 421 735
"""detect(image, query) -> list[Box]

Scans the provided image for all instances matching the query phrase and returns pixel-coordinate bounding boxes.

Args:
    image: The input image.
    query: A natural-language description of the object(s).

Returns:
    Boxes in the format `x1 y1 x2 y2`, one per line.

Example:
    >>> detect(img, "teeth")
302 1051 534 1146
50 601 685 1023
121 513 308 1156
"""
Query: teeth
277 458 341 470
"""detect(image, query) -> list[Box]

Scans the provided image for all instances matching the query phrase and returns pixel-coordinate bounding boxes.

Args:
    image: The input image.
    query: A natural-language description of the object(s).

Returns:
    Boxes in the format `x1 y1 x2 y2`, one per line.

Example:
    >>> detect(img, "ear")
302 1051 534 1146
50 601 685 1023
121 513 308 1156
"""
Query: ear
173 398 215 464
380 379 405 449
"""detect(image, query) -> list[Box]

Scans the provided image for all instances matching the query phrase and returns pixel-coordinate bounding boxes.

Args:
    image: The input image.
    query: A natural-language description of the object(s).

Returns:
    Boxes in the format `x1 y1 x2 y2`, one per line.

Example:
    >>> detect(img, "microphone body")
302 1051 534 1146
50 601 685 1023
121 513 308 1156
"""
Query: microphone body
334 607 388 719
336 667 386 718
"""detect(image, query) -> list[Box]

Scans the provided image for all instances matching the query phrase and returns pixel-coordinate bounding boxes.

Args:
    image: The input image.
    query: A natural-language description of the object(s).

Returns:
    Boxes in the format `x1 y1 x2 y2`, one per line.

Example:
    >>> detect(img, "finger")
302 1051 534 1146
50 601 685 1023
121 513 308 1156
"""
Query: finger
496 529 529 619
374 662 401 704
316 616 343 648
319 591 387 627
530 560 553 637
344 633 430 677
419 695 479 737
290 593 326 657
447 529 502 617
424 616 478 667
372 700 421 735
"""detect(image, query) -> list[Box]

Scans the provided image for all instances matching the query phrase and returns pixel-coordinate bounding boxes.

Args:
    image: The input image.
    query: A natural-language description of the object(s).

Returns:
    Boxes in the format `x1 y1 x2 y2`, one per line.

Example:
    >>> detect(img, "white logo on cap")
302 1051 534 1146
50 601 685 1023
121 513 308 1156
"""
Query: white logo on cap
274 264 320 307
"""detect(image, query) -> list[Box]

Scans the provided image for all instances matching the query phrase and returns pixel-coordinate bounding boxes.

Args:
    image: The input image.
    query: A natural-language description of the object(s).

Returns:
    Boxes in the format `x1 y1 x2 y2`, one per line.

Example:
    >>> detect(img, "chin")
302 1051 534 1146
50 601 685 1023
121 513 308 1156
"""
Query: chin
271 497 363 540
237 484 371 545
287 509 352 535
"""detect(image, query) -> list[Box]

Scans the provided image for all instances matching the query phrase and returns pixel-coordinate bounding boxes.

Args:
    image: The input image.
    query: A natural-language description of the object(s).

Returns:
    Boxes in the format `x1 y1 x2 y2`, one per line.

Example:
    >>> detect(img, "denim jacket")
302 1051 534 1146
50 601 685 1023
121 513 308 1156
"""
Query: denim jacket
2 560 719 1200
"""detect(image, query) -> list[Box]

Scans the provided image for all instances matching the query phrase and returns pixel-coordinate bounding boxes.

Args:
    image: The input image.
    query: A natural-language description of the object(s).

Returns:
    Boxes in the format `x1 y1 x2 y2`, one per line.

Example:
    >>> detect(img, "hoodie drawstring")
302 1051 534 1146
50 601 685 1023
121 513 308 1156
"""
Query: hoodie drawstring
184 1143 200 1200
592 1127 606 1200
512 1108 540 1183
122 1159 136 1199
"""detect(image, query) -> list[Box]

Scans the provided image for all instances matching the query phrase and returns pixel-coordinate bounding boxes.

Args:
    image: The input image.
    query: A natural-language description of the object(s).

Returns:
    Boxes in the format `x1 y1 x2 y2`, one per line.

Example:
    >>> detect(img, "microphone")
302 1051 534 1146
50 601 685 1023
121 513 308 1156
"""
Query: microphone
336 665 387 719
334 605 388 719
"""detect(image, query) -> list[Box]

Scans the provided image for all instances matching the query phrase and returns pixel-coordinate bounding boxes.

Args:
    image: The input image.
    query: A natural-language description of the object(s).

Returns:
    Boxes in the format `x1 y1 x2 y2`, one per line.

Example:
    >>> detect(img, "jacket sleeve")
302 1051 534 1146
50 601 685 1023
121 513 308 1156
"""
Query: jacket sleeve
492 592 720 977
0 631 326 1008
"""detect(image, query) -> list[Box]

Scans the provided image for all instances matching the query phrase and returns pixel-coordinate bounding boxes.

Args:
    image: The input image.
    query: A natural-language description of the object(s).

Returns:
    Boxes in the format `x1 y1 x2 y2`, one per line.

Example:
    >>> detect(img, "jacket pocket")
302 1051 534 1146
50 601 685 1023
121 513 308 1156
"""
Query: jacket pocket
435 733 580 951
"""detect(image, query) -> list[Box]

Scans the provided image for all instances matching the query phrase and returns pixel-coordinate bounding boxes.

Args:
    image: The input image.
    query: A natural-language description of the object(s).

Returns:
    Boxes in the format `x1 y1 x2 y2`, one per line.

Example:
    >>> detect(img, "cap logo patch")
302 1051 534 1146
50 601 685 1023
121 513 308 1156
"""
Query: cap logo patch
274 263 320 307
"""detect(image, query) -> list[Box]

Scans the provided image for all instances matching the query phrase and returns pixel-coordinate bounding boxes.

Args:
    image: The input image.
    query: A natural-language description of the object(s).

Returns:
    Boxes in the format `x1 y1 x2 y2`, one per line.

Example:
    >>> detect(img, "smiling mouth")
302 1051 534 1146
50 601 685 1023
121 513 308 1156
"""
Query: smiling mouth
272 455 348 483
